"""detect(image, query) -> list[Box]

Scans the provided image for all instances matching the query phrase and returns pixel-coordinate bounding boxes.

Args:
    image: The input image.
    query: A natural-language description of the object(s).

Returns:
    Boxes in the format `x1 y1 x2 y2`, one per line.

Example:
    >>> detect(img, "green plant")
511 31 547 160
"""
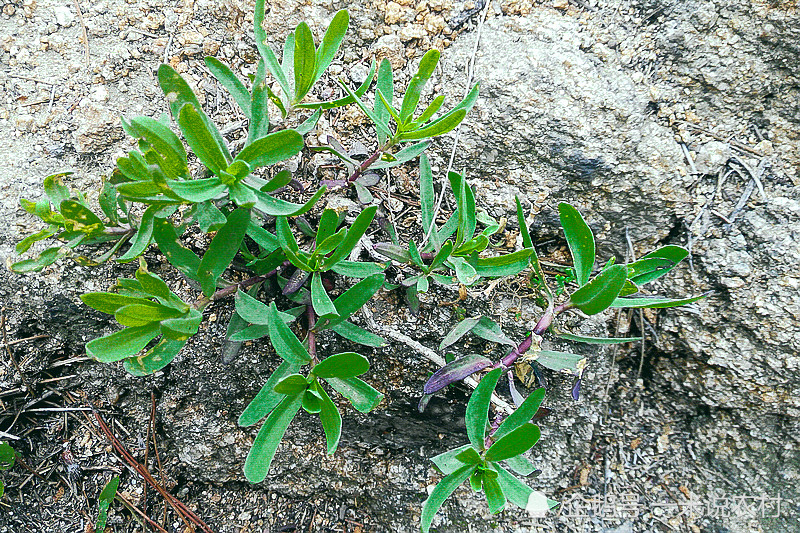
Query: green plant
422 371 557 531
0 441 16 498
95 475 120 532
9 3 708 531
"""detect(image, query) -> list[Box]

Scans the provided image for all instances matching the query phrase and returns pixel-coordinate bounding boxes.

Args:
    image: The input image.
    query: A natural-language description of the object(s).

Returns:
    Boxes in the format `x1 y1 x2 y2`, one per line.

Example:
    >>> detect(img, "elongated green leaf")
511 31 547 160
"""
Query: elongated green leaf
234 290 271 325
535 350 585 373
631 245 689 285
374 59 394 144
400 49 439 123
252 186 326 217
267 301 311 364
197 208 250 296
493 388 545 441
418 154 439 249
555 332 642 344
609 293 709 309
178 103 229 175
117 205 157 262
483 475 507 514
515 197 533 250
495 466 532 509
439 317 481 351
311 272 338 317
316 383 342 454
236 129 304 170
472 317 515 346
568 264 627 315
205 56 251 116
448 172 475 250
292 22 316 102
247 222 280 253
417 82 479 133
431 444 473 475
398 109 466 141
428 240 453 273
315 228 346 256
472 249 534 278
95 475 120 532
504 455 536 476
86 323 162 363
11 245 69 273
371 141 431 170
485 423 541 463
373 243 412 263
80 293 157 315
16 226 59 255
114 303 182 327
315 209 340 246
126 117 189 179
239 361 300 426
330 321 386 347
465 368 502 450
315 10 348 82
337 79 394 138
275 216 311 271
312 352 369 379
558 203 595 286
152 218 202 280
60 200 105 235
416 94 445 125
253 0 291 101
324 376 382 413
274 373 309 394
159 310 202 341
43 172 71 206
243 392 303 483
134 265 184 308
319 273 384 330
448 256 479 286
421 463 478 533
248 80 270 144
123 338 186 376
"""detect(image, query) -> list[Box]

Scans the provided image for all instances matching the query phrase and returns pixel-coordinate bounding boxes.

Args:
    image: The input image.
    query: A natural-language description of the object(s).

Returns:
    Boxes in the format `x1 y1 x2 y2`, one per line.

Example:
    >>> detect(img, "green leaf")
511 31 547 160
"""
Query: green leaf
431 444 472 475
243 392 303 483
260 169 293 193
205 56 251 116
295 59 377 110
234 290 271 325
495 466 533 509
315 208 340 246
609 293 709 309
330 321 386 347
568 263 627 315
558 203 595 286
631 245 689 285
95 475 120 532
472 317 515 346
418 154 439 249
485 423 541 462
515 197 533 250
311 272 338 317
449 171 475 250
114 303 183 327
373 59 394 145
316 384 342 454
275 216 311 271
239 361 301 426
159 310 202 341
329 261 385 280
177 103 229 175
117 205 158 262
483 475 507 514
251 185 326 217
416 94 446 124
15 226 59 254
60 200 105 235
472 249 534 278
236 129 304 170
11 245 70 273
0 441 17 470
158 63 231 162
152 218 202 281
123 338 186 376
504 455 536 476
80 292 157 315
371 141 431 170
43 172 71 206
535 351 585 373
197 208 250 296
400 49 439 123
320 204 377 270
292 22 317 103
253 0 291 101
274 373 309 394
555 332 642 344
448 256 479 286
439 317 481 350
493 388 545 441
398 109 466 141
319 273 384 330
315 10 349 82
373 243 412 263
421 463 478 533
454 447 482 465
428 240 453 273
324 376 382 412
312 352 369 379
86 323 162 363
125 117 189 179
248 80 270 144
229 182 258 208
267 302 311 364
315 228 346 256
465 368 502 450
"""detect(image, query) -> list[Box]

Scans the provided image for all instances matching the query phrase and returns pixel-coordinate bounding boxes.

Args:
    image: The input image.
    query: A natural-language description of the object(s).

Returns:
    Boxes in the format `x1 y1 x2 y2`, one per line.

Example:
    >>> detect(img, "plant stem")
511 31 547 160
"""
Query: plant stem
193 262 290 309
496 301 573 369
306 304 317 363
347 141 394 183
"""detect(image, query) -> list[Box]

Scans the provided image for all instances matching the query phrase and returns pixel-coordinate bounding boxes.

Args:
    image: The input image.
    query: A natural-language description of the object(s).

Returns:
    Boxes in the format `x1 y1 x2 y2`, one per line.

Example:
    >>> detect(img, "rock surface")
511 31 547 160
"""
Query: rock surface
0 0 797 532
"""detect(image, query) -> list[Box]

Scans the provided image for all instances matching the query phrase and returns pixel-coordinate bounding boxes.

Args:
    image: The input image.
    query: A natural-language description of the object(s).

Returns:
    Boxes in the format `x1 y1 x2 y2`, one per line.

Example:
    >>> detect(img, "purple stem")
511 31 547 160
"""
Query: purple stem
347 142 392 183
495 301 574 369
307 304 317 363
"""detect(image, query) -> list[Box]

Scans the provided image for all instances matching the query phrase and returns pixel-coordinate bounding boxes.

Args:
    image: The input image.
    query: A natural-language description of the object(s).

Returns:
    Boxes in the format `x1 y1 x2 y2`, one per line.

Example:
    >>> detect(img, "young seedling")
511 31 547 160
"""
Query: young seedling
95 475 120 532
0 441 16 498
